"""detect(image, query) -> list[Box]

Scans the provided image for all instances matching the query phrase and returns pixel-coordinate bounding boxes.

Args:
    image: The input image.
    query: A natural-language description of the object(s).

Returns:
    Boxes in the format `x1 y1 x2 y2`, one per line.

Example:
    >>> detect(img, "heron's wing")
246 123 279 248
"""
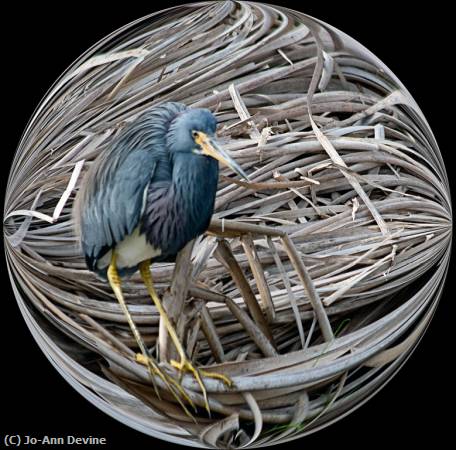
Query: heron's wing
75 101 188 270
78 148 158 271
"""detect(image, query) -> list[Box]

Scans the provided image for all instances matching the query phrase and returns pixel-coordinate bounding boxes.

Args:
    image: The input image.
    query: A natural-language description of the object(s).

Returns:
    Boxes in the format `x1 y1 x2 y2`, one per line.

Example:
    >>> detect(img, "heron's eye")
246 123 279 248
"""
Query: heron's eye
191 130 199 139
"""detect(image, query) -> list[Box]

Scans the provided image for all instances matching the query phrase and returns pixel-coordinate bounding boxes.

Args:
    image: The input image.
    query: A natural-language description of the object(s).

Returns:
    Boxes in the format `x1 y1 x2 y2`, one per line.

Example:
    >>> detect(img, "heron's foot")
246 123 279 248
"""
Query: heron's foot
170 357 233 415
171 357 210 414
199 369 233 387
135 353 197 417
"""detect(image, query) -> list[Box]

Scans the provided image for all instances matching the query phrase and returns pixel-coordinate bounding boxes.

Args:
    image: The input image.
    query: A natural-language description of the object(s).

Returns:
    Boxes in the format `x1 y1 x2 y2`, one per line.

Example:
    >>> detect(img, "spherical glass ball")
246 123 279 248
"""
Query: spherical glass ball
4 1 450 448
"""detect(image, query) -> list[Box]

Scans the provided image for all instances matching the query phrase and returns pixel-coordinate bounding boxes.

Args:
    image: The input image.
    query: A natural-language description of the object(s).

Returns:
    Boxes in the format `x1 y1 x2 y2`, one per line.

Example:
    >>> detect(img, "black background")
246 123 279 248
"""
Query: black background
2 1 454 448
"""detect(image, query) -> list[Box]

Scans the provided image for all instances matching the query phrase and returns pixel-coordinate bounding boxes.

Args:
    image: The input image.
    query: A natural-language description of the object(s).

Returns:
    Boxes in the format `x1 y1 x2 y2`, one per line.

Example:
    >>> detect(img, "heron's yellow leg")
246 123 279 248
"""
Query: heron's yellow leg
139 260 233 415
107 254 195 418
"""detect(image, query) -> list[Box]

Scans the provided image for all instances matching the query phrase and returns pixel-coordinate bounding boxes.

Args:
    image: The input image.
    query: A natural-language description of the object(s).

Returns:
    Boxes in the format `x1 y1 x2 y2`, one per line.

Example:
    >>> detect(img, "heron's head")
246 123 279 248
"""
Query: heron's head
167 108 248 180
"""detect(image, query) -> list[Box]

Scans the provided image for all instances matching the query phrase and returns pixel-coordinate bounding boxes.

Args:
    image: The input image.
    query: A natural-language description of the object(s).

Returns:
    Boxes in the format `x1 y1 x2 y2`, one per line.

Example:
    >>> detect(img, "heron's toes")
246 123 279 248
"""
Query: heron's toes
135 353 197 416
170 357 233 415
198 369 233 387
170 359 232 386
135 353 149 365
171 357 210 414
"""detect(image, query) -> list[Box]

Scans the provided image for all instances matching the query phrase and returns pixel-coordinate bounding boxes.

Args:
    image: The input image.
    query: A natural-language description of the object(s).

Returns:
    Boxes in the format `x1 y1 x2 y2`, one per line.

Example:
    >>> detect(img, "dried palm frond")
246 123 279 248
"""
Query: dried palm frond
3 1 451 448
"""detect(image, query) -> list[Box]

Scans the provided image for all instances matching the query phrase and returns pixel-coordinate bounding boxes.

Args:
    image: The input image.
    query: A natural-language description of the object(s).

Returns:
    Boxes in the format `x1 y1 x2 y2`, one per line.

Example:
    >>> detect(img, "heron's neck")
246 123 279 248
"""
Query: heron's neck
171 153 219 236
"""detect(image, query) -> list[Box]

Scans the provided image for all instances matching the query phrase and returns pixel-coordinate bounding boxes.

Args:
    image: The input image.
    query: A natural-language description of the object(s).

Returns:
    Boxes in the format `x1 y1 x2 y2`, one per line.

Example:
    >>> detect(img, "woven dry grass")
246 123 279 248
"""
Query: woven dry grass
3 1 451 448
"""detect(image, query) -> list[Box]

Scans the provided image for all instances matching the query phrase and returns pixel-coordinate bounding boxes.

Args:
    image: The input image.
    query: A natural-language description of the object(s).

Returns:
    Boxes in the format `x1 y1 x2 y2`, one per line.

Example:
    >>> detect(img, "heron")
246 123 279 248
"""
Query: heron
73 102 248 415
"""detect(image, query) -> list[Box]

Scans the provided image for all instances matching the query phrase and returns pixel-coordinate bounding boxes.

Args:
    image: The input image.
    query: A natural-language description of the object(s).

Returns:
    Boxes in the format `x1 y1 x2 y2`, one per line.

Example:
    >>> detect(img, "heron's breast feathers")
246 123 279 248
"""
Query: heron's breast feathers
96 226 162 271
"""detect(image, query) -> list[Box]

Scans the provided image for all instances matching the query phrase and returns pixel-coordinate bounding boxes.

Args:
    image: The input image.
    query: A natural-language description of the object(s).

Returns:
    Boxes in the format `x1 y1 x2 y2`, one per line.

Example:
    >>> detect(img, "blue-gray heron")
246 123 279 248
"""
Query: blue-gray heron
73 102 248 415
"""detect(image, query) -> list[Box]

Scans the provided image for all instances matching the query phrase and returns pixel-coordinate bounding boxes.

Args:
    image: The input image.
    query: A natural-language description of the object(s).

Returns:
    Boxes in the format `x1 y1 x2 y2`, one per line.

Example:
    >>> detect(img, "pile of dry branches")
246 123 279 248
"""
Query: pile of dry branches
3 1 451 448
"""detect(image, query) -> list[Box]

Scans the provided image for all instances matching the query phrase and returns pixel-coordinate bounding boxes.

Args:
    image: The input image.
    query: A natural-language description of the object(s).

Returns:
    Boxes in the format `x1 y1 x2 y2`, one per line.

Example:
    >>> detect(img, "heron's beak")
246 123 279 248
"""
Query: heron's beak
196 133 249 180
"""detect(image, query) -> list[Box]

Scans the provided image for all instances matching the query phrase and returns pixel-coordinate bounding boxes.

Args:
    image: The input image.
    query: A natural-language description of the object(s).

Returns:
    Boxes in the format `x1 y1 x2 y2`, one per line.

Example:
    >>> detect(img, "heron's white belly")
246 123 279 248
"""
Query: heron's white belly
97 227 161 270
